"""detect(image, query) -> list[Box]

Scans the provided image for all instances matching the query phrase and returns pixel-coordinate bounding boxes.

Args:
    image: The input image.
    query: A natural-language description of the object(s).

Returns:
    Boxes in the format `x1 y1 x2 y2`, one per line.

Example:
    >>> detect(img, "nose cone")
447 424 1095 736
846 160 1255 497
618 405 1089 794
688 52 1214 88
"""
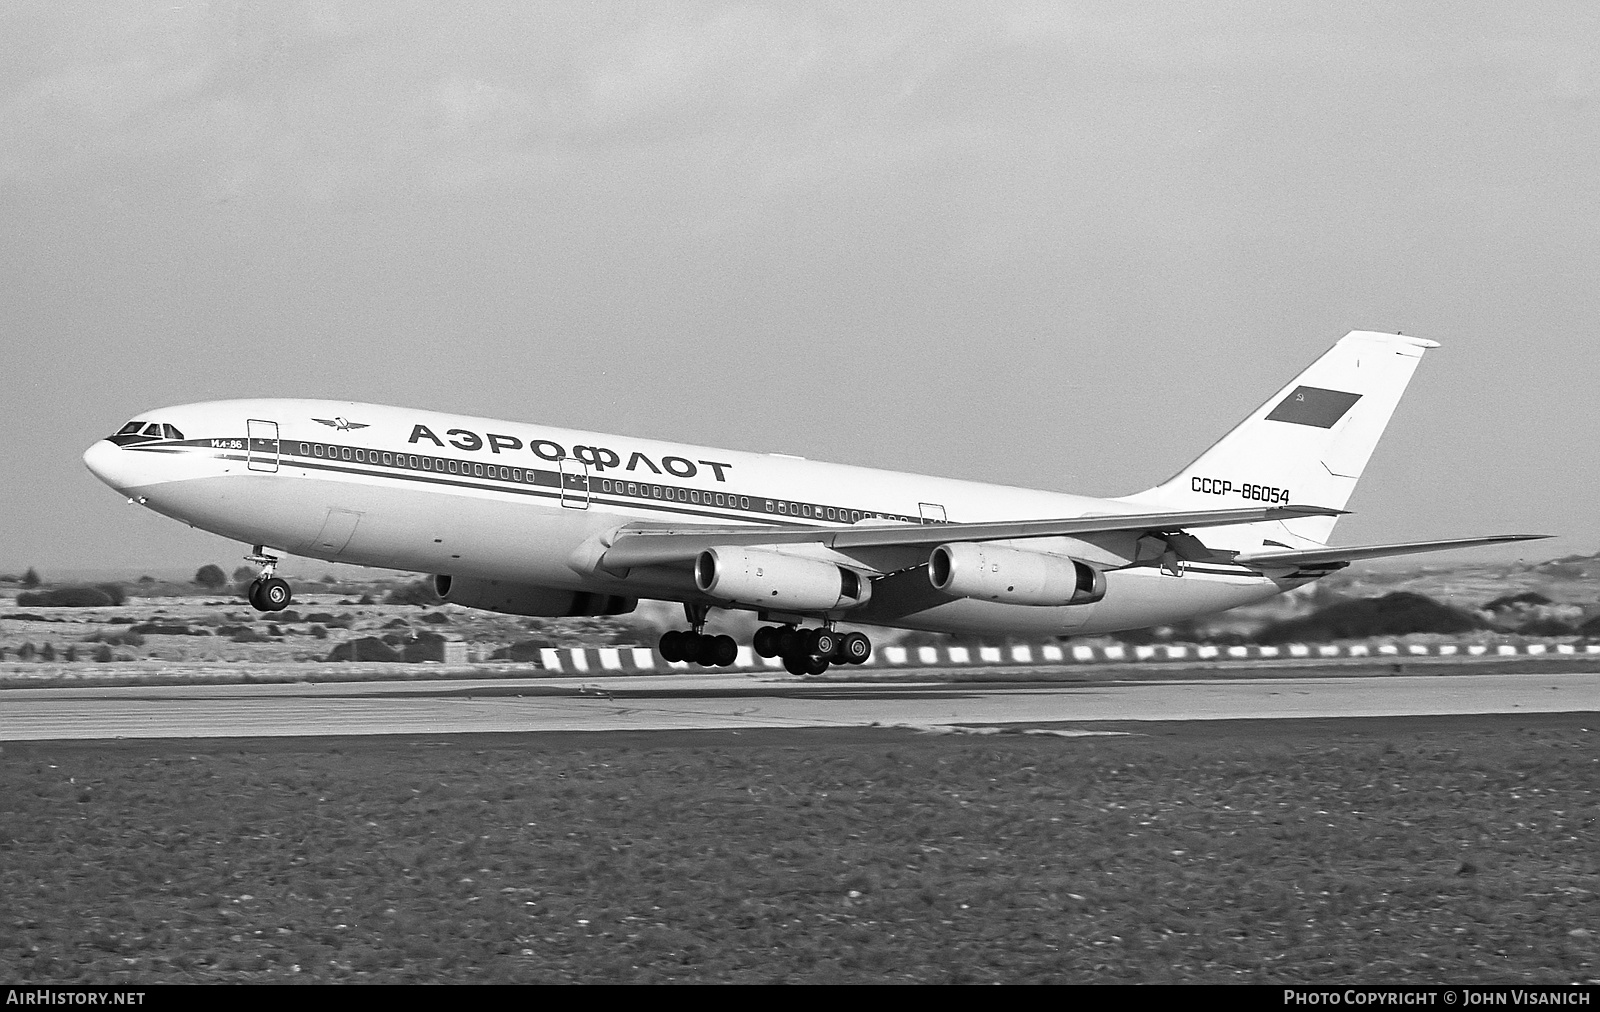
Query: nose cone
83 439 141 493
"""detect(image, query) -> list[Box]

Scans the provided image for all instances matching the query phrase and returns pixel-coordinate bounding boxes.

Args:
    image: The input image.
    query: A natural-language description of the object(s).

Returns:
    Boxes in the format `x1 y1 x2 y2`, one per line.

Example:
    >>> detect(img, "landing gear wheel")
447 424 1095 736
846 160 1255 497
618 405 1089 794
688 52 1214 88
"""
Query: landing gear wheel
709 635 738 667
753 626 779 658
804 655 830 675
258 577 292 612
776 627 802 656
694 635 720 666
811 629 840 658
842 632 872 664
246 581 268 612
659 630 684 662
782 652 811 675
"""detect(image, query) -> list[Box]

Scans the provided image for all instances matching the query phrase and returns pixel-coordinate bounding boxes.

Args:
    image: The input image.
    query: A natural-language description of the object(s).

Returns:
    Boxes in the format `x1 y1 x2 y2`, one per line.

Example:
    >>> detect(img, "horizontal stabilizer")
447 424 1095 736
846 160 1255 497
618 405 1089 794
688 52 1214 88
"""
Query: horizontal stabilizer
600 504 1343 569
1234 534 1551 569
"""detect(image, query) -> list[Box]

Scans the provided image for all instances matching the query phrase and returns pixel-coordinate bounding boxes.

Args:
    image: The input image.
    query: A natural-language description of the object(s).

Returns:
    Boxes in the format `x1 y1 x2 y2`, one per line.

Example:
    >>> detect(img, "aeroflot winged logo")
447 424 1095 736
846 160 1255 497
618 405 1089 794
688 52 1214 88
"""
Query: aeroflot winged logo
314 416 370 432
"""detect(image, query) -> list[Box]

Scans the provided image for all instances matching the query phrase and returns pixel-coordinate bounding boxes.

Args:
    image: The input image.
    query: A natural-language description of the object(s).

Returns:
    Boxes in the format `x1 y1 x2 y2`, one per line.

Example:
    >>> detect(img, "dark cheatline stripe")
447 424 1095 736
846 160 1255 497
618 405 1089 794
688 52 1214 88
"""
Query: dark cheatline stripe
1264 385 1362 428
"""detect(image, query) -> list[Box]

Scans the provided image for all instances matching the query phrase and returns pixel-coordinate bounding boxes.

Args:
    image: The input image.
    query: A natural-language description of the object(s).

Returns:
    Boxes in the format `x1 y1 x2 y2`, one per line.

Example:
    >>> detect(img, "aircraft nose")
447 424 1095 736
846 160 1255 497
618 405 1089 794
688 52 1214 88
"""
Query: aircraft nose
83 439 140 493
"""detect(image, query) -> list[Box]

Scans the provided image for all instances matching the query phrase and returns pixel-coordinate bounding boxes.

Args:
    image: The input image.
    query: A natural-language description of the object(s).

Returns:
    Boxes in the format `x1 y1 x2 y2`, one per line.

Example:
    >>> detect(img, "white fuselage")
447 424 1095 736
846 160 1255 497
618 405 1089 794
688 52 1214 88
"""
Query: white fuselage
84 399 1309 636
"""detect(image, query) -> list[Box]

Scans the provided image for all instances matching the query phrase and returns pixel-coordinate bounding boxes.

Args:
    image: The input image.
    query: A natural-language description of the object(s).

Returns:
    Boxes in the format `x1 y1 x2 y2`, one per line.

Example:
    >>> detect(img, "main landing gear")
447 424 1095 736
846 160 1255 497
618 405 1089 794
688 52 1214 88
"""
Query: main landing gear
656 606 874 674
659 603 739 667
244 546 293 613
753 625 872 676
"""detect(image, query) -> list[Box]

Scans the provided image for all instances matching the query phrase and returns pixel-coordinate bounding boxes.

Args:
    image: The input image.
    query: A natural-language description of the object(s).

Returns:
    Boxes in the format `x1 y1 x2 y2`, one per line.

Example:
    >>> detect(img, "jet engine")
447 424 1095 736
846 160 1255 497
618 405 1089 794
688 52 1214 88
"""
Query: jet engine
695 548 871 612
928 543 1106 607
433 575 636 617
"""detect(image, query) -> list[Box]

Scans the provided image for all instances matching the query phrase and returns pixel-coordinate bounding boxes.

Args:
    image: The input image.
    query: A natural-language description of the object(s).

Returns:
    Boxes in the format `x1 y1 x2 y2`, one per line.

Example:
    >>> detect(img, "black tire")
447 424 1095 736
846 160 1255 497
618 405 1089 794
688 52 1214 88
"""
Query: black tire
710 635 738 666
680 632 703 665
260 578 292 611
842 632 872 664
753 626 778 658
804 656 830 676
659 630 683 662
246 580 268 612
782 652 811 675
776 627 801 656
811 629 839 658
694 635 720 667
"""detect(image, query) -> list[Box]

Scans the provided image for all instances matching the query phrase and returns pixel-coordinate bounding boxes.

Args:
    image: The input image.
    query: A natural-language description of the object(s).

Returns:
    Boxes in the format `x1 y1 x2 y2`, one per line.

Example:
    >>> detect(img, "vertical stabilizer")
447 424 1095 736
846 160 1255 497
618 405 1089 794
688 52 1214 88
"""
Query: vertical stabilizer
1119 331 1437 545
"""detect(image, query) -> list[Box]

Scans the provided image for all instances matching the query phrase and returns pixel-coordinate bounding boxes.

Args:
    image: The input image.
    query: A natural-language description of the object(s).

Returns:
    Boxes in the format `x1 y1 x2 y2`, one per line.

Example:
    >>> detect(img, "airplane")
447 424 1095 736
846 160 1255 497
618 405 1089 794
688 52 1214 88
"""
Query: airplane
82 331 1545 674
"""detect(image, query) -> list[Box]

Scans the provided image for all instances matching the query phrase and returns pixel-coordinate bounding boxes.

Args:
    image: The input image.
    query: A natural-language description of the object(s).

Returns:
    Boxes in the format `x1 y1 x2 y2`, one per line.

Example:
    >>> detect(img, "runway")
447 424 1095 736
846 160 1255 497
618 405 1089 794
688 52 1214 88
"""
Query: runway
0 667 1596 741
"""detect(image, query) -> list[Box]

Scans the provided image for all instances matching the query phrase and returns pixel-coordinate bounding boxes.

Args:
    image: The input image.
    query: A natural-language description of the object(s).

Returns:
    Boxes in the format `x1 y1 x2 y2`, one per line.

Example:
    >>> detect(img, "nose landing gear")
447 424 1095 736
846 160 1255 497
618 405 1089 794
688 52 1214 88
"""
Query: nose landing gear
244 546 293 613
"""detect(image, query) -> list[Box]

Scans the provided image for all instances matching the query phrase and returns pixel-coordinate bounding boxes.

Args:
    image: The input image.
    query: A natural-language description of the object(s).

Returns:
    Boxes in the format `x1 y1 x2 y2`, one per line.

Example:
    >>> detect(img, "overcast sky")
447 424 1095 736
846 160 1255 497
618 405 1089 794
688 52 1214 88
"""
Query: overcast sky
3 1 1596 578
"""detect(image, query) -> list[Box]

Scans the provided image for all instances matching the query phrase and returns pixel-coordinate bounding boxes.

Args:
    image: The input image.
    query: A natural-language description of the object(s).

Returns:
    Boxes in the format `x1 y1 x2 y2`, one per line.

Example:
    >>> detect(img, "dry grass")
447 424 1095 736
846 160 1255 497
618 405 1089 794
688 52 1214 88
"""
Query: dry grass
1 716 1596 984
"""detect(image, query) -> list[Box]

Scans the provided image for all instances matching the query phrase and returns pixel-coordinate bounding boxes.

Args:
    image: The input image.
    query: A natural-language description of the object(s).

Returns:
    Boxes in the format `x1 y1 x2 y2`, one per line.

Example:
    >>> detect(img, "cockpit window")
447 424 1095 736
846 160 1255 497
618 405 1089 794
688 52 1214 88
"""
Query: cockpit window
118 421 145 435
162 424 184 440
142 423 164 437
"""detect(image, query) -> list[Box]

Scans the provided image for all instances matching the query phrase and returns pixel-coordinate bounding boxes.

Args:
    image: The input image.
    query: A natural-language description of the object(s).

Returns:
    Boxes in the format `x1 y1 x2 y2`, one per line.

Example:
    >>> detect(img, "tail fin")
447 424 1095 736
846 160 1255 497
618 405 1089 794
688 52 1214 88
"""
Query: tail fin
1119 331 1437 545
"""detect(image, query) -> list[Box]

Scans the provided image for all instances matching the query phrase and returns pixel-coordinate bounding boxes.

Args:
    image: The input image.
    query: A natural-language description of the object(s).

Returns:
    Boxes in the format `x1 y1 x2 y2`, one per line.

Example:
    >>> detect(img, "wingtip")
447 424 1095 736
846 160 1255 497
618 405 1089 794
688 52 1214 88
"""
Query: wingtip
1344 330 1441 350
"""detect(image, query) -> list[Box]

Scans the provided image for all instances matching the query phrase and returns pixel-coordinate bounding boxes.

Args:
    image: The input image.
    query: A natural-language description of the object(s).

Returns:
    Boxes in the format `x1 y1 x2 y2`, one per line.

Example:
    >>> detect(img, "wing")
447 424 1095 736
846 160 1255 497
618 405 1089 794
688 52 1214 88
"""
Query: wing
599 504 1344 569
1234 534 1550 569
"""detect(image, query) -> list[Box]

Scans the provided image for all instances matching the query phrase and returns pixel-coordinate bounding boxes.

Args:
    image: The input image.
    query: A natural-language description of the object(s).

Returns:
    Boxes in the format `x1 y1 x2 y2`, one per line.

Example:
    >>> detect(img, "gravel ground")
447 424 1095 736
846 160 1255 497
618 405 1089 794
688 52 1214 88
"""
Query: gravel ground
1 714 1596 984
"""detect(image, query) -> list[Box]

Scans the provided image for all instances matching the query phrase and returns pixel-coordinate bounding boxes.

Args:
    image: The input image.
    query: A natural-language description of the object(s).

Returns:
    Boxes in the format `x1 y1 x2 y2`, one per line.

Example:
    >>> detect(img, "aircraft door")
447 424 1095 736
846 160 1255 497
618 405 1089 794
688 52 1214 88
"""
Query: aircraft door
559 457 590 510
247 419 279 473
919 502 947 524
311 508 362 557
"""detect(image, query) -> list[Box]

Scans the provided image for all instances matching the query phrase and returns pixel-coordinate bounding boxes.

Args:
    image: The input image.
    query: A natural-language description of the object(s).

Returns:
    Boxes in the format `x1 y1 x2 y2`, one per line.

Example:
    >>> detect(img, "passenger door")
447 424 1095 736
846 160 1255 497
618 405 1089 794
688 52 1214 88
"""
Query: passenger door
559 457 590 510
246 419 279 473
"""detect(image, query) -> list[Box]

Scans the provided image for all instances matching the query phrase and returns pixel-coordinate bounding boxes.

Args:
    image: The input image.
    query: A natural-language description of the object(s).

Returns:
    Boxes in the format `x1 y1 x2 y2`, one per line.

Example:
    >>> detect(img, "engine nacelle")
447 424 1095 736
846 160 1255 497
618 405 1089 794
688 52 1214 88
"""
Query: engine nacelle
433 575 637 617
695 548 871 612
928 543 1106 607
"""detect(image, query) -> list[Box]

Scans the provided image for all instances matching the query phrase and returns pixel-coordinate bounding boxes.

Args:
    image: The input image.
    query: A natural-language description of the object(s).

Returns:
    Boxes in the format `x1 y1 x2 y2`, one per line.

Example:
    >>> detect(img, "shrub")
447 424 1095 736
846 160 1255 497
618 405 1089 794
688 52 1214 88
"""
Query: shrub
95 583 126 605
194 565 227 589
402 632 451 662
21 567 39 588
93 645 113 663
303 613 353 629
1256 592 1484 643
490 639 551 662
1516 617 1577 636
16 586 116 608
1483 591 1552 612
326 637 401 662
386 579 443 607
